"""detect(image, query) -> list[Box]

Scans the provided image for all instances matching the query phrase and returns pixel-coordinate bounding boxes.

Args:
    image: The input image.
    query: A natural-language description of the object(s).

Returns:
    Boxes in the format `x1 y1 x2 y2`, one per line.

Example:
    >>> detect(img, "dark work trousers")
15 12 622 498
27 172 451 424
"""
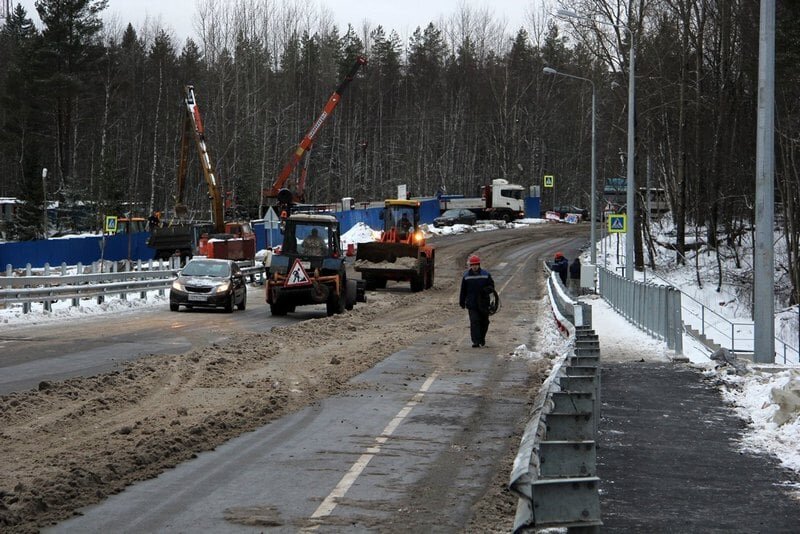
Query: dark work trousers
468 308 490 345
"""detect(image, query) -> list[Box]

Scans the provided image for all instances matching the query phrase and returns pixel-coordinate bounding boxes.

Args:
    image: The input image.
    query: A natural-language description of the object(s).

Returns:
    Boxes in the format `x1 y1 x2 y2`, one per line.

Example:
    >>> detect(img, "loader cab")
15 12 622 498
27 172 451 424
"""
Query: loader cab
379 200 425 245
381 202 419 235
116 217 147 234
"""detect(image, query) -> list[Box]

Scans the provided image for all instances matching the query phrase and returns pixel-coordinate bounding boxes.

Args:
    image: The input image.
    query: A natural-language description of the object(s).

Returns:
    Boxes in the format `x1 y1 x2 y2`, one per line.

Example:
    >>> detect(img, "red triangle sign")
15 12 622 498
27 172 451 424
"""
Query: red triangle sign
285 259 312 287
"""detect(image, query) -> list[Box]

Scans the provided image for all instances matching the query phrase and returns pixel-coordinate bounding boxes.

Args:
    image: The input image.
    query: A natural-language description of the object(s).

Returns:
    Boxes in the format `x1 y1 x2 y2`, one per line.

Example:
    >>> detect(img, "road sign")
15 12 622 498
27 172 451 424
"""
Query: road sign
286 259 312 287
543 175 554 188
608 214 627 233
263 207 281 229
104 215 118 234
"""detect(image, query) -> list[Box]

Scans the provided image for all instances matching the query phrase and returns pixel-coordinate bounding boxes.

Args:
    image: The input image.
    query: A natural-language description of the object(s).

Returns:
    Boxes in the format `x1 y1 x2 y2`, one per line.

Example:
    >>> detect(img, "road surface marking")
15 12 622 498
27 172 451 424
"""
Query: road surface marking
306 371 440 527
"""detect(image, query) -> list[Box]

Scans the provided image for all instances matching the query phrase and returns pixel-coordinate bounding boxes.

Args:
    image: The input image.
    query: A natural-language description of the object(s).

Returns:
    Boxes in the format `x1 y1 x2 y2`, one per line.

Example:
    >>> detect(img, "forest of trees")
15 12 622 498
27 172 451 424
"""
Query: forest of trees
0 0 798 305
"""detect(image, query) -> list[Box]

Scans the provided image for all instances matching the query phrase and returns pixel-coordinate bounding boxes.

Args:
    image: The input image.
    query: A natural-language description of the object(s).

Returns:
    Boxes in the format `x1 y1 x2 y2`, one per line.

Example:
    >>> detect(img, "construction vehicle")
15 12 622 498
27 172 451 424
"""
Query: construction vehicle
263 56 367 214
354 199 435 292
116 217 147 234
148 85 255 262
438 179 526 222
266 213 365 316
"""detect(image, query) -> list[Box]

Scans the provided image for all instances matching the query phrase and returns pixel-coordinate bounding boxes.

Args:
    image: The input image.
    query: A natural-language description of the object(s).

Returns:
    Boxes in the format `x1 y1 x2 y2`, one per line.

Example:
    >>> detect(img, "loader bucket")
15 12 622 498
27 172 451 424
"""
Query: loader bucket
355 242 418 264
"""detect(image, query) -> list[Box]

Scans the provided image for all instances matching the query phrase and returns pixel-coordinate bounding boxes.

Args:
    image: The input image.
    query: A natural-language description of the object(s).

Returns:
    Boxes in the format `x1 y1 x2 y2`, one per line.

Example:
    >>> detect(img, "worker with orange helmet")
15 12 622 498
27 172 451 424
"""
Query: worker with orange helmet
552 251 569 285
459 254 495 348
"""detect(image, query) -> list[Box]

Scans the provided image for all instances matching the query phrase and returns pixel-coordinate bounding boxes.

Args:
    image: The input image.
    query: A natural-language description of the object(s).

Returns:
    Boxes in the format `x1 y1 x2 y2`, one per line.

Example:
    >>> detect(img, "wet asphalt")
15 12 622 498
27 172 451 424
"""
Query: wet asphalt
598 361 800 532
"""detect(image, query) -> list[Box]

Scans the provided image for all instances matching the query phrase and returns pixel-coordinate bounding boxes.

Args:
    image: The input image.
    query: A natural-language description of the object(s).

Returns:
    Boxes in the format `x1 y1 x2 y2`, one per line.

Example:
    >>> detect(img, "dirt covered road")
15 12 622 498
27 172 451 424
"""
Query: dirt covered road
0 223 586 532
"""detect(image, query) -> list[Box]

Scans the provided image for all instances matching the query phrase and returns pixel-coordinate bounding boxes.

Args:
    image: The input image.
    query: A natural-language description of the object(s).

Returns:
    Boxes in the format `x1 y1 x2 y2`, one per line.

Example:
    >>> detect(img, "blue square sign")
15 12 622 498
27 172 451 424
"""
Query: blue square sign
608 214 626 233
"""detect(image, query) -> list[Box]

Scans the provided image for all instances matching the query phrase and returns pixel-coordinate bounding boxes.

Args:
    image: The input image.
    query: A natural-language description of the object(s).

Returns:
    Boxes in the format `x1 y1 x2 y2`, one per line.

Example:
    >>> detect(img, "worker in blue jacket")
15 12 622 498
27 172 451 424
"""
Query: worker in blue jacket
460 255 495 348
552 251 569 285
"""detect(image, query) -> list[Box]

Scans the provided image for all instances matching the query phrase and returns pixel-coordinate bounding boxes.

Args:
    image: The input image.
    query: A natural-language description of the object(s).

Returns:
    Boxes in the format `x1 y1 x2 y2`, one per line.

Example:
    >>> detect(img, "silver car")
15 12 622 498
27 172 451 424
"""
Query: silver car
169 258 247 313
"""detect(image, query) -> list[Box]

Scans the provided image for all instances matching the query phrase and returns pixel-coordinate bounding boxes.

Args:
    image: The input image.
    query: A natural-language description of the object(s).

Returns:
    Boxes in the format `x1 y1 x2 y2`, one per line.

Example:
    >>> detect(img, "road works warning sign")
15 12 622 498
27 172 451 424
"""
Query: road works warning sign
285 259 312 286
608 214 627 233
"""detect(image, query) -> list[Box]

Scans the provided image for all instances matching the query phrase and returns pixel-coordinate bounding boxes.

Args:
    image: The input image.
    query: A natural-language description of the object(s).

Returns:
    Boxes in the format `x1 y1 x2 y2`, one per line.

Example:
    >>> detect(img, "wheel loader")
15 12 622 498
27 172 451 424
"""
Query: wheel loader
354 200 435 292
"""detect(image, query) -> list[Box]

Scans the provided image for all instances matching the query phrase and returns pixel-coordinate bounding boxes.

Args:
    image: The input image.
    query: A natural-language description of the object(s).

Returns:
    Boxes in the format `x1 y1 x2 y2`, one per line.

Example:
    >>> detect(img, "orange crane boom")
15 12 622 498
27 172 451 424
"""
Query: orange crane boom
177 85 225 233
264 56 367 207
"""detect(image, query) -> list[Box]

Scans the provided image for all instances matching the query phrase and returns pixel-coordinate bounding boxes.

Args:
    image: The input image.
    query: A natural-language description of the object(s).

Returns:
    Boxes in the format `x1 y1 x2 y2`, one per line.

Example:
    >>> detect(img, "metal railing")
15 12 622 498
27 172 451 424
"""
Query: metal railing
509 270 601 532
598 266 683 354
1 260 265 313
645 271 799 365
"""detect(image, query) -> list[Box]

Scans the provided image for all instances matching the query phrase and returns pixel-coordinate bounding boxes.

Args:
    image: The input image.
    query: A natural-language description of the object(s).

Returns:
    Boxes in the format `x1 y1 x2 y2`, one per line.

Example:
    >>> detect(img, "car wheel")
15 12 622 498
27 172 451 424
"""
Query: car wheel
237 289 247 310
170 303 179 312
224 292 234 313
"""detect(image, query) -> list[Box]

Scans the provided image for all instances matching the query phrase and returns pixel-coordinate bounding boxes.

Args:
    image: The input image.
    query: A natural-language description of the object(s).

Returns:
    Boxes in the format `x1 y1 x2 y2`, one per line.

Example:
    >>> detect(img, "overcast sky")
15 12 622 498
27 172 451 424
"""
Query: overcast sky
13 0 541 44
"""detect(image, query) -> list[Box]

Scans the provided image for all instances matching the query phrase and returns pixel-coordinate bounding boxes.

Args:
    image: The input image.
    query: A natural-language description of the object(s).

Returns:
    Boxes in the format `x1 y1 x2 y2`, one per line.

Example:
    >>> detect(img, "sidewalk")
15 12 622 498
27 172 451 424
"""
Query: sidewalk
589 296 800 531
599 362 800 531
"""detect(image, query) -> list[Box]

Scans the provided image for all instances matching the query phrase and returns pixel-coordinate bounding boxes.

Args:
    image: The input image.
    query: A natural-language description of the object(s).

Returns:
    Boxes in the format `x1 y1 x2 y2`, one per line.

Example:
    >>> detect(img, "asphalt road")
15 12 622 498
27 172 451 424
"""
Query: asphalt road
1 226 587 397
21 224 588 533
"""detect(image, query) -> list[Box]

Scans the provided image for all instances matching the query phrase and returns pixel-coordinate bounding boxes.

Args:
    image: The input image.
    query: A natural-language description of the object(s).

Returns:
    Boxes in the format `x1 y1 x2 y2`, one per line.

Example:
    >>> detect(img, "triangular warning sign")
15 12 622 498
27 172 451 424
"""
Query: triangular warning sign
285 259 312 287
611 217 625 230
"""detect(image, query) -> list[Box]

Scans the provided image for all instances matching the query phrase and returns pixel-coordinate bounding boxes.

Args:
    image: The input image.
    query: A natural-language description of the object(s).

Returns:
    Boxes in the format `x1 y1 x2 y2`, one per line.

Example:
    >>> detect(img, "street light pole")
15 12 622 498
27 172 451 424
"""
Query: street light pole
557 9 635 279
543 67 597 265
41 167 48 240
625 30 635 280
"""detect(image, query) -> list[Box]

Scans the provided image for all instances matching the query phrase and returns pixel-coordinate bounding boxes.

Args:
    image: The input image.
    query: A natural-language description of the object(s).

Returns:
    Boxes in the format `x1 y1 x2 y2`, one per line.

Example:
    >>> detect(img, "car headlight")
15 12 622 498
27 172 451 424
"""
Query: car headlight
215 281 231 293
172 280 185 291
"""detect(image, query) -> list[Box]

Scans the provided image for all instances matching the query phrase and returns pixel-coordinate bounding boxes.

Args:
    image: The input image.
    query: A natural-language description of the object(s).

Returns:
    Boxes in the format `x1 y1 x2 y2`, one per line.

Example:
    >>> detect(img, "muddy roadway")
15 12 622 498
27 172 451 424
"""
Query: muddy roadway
0 223 587 533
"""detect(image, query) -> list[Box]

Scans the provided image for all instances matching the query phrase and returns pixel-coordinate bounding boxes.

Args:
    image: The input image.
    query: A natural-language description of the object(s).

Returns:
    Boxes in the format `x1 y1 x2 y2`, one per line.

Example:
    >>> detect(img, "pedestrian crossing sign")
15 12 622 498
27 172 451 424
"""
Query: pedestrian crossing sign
543 175 554 188
104 215 118 234
285 259 312 287
608 214 626 233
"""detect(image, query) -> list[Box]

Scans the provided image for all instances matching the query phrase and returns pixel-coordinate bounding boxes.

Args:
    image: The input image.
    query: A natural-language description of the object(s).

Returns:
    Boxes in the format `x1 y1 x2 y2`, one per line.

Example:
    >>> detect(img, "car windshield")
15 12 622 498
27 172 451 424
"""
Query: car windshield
441 210 460 217
181 261 230 277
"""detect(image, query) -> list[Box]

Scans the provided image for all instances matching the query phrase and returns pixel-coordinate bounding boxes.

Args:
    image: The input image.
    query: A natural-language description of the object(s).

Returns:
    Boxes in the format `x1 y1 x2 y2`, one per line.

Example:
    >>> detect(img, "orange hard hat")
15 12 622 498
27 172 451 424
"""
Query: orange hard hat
468 255 481 265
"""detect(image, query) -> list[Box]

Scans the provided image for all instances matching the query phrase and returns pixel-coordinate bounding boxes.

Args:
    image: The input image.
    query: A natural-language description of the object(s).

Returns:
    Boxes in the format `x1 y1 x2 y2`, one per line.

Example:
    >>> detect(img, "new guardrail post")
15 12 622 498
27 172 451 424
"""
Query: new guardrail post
22 264 32 314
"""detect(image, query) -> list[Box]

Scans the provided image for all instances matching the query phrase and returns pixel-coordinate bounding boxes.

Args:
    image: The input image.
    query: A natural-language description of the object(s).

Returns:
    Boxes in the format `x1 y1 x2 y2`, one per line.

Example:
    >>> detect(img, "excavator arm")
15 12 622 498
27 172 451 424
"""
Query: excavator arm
176 85 225 233
264 56 367 206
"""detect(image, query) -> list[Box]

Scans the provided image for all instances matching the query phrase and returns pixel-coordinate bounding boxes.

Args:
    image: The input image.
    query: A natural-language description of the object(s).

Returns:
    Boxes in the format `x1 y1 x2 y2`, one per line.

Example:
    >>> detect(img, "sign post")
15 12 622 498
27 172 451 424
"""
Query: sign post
543 175 554 210
263 207 280 249
607 214 627 275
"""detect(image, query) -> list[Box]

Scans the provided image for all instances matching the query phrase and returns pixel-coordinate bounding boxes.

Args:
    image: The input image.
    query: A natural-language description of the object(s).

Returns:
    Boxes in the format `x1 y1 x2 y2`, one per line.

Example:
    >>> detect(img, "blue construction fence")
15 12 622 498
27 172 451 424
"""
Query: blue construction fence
1 196 540 269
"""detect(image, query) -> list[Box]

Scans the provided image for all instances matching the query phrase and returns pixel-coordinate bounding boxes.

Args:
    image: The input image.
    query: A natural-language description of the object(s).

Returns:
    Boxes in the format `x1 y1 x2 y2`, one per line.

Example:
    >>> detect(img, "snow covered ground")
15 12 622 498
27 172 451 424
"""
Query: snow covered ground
2 216 798 478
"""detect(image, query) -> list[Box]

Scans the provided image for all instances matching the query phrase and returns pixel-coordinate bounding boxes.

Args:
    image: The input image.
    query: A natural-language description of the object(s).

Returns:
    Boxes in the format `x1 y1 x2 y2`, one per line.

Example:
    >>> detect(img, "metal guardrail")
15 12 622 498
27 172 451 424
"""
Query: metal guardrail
509 268 601 532
542 261 592 331
598 266 683 354
1 260 265 313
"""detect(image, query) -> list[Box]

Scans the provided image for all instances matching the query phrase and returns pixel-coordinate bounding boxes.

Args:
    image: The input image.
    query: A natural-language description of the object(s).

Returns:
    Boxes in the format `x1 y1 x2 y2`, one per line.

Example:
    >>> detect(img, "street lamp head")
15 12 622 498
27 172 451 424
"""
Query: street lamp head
542 67 558 75
556 9 579 19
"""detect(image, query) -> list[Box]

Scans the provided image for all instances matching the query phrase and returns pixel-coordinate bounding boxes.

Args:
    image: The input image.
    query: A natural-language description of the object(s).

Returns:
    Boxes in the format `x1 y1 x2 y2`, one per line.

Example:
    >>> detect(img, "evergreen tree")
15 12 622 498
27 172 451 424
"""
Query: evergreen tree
35 0 108 201
0 5 48 238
